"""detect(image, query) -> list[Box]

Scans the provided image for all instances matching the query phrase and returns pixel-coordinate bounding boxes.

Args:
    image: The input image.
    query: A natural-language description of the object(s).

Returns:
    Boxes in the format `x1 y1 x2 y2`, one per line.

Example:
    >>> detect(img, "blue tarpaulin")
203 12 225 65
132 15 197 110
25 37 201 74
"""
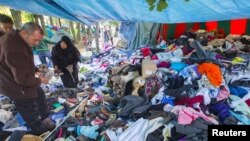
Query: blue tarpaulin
0 0 80 22
0 0 250 25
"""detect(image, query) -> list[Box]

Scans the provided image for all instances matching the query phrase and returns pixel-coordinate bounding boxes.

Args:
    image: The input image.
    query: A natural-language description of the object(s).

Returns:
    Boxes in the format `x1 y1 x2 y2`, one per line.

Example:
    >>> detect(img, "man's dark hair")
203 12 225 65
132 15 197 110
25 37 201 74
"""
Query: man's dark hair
0 14 13 24
21 22 43 35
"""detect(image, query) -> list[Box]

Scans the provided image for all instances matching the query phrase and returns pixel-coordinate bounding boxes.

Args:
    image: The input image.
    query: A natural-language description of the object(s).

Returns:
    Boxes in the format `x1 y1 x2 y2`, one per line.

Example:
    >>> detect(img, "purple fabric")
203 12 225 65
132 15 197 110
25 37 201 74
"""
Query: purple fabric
192 65 202 78
215 54 224 60
210 103 230 122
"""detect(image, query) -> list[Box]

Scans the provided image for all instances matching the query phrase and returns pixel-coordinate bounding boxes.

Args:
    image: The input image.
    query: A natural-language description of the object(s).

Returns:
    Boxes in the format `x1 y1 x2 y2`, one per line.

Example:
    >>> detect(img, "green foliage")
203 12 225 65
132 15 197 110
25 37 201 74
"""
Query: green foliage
146 0 167 11
157 0 168 12
146 0 190 12
109 21 119 27
21 12 34 22
147 0 156 11
0 6 12 16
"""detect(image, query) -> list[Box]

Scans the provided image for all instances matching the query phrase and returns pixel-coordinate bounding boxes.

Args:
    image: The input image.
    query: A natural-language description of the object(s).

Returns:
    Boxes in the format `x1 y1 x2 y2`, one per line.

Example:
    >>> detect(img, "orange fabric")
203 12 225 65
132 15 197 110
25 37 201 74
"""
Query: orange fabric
198 63 222 87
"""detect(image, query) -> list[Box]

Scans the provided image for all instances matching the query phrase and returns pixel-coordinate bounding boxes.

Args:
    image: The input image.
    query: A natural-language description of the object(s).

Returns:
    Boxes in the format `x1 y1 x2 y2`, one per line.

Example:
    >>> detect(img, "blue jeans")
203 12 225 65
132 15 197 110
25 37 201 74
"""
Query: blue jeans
37 51 52 67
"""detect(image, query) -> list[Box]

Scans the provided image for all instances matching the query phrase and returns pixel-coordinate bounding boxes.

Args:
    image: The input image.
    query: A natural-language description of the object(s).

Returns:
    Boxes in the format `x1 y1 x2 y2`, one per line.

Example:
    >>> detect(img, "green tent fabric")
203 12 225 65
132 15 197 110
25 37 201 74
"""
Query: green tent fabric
247 19 250 35
200 22 206 30
167 24 176 40
130 22 160 50
187 23 194 31
218 20 231 35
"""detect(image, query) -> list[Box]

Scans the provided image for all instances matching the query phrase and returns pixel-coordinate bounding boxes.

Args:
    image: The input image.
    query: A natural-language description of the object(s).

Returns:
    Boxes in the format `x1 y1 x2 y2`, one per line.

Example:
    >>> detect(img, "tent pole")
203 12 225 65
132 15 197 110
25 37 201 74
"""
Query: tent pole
95 22 100 53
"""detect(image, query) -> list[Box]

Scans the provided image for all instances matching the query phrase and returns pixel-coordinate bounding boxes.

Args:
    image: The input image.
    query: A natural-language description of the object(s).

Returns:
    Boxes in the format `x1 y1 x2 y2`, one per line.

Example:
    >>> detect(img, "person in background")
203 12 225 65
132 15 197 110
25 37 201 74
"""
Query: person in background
33 36 56 67
104 28 110 45
114 26 119 37
52 36 81 88
0 14 14 37
0 22 55 135
109 25 113 45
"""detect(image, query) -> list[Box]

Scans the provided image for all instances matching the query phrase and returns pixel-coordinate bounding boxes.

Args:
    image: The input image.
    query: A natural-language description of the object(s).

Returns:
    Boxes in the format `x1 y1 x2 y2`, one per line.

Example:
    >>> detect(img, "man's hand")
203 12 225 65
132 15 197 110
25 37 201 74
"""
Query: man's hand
54 68 63 77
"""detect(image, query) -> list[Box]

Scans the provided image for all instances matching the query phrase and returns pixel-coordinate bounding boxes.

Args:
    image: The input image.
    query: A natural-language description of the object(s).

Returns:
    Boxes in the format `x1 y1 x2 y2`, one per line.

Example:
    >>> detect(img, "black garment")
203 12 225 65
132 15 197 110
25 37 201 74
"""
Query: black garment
188 40 222 66
51 36 80 88
8 130 26 141
104 30 109 42
60 65 79 88
150 48 165 55
119 95 146 117
0 131 12 141
173 118 210 141
146 126 165 141
0 31 4 37
13 87 51 135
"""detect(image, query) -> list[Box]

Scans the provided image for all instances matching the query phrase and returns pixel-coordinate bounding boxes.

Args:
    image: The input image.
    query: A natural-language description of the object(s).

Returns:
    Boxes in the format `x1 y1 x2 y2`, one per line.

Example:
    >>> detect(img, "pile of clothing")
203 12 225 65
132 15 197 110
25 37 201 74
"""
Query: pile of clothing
2 30 250 141
42 30 250 141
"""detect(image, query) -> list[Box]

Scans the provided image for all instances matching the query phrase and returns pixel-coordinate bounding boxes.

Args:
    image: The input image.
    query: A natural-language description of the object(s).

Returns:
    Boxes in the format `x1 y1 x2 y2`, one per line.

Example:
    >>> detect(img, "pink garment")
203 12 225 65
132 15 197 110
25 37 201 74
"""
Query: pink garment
90 94 103 103
178 109 198 124
100 63 109 68
171 106 219 125
151 55 158 60
217 86 230 101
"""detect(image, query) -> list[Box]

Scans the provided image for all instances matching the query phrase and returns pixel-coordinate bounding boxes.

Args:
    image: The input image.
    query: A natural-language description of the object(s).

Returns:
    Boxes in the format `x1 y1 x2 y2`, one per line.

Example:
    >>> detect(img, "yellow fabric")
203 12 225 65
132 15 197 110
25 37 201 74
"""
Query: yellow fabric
232 57 245 65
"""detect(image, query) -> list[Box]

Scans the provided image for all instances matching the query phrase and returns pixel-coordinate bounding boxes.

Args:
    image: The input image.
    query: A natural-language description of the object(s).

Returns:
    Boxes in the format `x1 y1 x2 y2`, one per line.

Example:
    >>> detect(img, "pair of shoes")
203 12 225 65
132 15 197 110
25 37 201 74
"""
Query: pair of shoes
41 117 56 130
85 112 96 123
110 120 126 129
91 117 104 126
67 98 78 104
76 135 89 141
105 114 117 127
31 117 55 135
97 106 111 121
100 107 110 116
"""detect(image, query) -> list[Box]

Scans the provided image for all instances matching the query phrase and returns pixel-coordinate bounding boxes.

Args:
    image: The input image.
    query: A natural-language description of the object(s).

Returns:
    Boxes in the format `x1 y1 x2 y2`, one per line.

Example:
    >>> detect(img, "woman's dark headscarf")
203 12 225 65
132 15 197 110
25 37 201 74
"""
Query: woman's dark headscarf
54 35 76 53
60 36 74 49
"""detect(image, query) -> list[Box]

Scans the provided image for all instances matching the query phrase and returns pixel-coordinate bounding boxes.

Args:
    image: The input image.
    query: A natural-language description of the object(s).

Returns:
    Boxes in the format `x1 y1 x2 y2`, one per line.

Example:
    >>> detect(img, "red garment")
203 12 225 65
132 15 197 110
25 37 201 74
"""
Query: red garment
246 99 250 107
158 61 171 68
175 95 204 107
141 47 151 57
181 46 194 55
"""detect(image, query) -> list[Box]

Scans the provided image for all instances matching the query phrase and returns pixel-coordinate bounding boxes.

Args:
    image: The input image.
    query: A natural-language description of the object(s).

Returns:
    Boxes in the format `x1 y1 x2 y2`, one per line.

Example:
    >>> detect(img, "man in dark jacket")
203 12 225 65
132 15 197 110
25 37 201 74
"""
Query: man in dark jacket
0 22 55 135
0 14 13 37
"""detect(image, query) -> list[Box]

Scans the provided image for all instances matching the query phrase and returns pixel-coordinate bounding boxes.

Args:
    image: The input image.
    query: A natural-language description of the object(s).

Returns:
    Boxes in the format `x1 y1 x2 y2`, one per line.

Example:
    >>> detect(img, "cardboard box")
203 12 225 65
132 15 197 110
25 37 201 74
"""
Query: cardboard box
142 59 157 78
